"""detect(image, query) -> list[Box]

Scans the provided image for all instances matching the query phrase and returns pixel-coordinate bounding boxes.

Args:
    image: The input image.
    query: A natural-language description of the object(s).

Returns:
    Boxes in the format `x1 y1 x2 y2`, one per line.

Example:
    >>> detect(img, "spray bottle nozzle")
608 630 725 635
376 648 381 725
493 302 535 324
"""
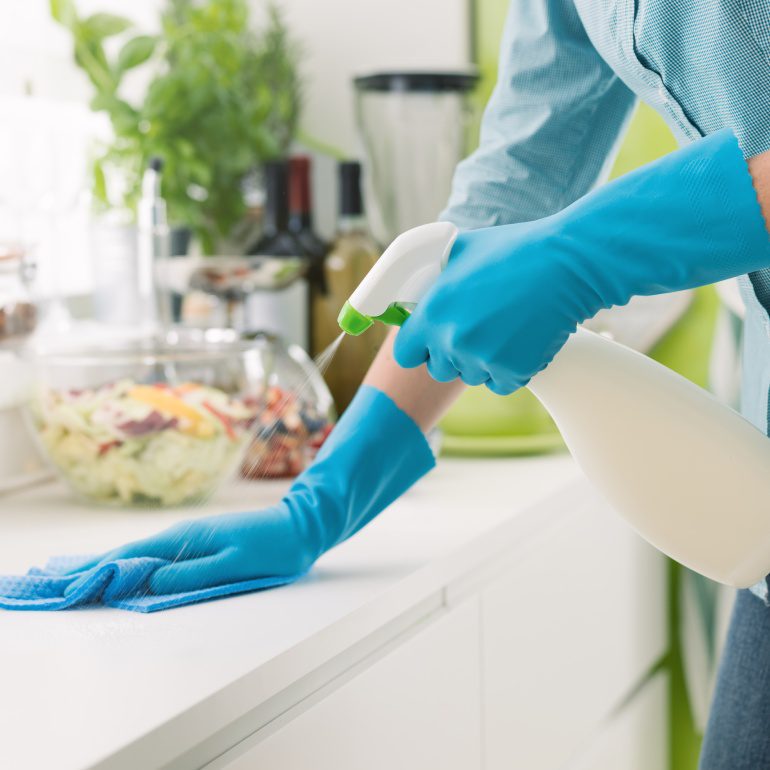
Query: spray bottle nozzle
338 302 373 336
336 222 459 336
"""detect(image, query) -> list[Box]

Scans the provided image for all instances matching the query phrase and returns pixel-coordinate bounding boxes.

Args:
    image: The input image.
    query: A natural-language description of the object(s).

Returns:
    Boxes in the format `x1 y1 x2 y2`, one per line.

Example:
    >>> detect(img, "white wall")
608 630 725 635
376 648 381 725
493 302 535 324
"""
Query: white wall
278 0 470 154
0 0 159 101
0 1 161 295
278 0 471 237
0 0 471 294
0 0 470 147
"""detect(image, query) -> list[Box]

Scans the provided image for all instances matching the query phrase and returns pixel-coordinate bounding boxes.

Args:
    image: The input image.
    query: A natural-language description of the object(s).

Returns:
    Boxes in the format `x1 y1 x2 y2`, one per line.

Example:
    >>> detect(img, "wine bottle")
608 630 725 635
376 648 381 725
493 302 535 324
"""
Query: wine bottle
313 161 386 411
288 156 328 354
288 156 327 260
246 160 311 349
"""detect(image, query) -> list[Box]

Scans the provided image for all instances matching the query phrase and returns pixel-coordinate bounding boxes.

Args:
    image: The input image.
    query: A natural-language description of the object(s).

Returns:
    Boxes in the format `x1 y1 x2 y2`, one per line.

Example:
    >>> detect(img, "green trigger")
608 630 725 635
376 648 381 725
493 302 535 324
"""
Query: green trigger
372 303 411 327
338 301 412 336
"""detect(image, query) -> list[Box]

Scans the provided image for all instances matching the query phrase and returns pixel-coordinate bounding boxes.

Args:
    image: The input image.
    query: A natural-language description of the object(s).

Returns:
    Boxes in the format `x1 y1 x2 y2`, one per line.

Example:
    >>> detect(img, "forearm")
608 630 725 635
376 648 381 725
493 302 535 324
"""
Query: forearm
363 329 466 432
749 148 770 231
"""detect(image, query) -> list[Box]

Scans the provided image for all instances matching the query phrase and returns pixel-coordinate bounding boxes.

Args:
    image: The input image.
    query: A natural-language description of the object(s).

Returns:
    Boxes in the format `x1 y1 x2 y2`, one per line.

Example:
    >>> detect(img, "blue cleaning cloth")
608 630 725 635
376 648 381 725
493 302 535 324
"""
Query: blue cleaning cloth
0 555 301 613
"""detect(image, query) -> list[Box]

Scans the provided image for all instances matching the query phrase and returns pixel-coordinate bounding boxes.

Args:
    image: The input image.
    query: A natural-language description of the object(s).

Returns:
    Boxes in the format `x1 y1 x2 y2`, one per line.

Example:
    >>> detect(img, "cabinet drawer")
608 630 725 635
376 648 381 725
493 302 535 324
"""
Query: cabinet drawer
211 599 483 770
480 490 667 770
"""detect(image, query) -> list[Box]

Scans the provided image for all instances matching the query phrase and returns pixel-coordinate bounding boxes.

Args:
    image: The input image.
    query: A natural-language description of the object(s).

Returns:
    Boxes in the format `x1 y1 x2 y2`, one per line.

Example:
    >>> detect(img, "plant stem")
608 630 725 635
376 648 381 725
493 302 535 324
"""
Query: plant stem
296 131 346 161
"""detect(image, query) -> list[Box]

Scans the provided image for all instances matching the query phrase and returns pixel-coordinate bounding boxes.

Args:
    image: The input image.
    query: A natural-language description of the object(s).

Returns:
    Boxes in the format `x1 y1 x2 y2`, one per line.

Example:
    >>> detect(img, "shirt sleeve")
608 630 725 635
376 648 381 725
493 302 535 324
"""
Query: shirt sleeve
441 0 637 229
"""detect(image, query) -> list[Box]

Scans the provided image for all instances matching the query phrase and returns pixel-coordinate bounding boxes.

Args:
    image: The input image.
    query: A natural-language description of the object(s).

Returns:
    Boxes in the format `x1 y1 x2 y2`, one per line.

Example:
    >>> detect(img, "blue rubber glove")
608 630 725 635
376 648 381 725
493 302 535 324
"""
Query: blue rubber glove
66 386 435 596
395 129 770 395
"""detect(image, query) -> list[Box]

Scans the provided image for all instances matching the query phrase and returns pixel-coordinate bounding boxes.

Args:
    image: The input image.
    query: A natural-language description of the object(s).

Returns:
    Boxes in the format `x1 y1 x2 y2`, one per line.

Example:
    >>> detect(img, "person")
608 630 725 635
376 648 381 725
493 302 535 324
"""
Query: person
66 2 770 765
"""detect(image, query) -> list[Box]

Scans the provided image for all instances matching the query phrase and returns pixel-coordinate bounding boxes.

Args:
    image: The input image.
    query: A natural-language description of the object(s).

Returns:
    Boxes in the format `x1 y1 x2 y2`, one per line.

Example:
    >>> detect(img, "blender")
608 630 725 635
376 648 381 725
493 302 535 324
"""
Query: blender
354 71 479 245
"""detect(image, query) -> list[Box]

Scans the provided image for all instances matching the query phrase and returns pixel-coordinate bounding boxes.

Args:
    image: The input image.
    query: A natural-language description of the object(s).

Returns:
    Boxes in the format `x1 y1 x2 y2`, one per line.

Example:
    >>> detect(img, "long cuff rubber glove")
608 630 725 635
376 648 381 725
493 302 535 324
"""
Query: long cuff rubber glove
66 386 435 596
394 129 770 395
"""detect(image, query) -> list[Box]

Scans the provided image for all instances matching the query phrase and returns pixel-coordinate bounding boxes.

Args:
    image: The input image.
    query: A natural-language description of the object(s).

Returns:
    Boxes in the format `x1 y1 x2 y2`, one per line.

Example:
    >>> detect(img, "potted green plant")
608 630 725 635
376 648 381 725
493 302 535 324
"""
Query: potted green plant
51 0 302 254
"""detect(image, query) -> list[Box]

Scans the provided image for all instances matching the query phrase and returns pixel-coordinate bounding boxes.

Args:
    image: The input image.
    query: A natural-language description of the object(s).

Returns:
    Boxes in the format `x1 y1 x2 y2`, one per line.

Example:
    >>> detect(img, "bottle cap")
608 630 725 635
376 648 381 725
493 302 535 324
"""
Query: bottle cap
339 161 364 217
263 160 290 231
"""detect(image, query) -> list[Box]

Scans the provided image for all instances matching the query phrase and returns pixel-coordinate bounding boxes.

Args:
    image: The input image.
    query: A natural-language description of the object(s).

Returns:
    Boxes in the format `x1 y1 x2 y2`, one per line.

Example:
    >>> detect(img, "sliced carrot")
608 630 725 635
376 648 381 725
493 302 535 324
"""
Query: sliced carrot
128 385 204 425
173 382 200 395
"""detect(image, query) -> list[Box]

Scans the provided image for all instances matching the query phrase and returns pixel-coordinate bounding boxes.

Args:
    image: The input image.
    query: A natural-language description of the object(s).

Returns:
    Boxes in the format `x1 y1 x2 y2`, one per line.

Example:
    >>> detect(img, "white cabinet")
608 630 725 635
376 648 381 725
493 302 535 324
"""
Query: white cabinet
205 488 668 770
566 673 668 770
0 459 669 770
479 495 667 770
212 599 483 770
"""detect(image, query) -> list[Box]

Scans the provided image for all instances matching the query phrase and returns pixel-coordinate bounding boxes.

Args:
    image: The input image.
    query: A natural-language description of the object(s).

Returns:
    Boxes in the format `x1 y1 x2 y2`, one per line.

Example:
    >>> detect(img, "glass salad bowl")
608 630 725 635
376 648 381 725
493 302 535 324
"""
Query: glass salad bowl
24 328 334 508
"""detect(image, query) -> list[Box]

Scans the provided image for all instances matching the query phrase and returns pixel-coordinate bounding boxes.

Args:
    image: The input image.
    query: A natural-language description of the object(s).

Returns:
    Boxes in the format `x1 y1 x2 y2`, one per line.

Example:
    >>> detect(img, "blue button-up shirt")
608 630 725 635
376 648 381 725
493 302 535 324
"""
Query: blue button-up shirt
442 0 770 591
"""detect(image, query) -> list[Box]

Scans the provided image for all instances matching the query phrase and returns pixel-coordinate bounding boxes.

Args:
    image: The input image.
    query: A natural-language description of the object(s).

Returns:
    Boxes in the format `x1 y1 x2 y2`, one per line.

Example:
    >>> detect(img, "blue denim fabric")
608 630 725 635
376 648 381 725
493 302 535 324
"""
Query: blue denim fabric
699 590 770 768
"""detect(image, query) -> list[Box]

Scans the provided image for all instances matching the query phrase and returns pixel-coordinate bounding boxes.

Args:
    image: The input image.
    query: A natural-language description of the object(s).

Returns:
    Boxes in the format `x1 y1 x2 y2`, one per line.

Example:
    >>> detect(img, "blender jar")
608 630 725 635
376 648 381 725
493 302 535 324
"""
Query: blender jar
354 71 478 244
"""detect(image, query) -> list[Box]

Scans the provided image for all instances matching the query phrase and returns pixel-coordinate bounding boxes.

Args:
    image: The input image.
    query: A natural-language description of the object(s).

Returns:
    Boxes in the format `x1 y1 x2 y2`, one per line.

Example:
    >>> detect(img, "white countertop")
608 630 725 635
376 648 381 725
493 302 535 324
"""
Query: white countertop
0 455 582 770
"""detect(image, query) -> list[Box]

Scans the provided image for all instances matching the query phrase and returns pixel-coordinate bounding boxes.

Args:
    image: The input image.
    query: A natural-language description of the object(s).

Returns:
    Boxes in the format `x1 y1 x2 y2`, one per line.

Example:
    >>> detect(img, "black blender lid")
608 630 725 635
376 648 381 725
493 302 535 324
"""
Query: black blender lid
354 71 479 93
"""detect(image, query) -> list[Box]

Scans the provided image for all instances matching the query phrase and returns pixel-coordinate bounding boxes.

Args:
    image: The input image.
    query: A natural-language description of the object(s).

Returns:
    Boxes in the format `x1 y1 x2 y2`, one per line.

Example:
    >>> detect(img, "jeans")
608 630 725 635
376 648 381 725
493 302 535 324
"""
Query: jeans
700 590 770 769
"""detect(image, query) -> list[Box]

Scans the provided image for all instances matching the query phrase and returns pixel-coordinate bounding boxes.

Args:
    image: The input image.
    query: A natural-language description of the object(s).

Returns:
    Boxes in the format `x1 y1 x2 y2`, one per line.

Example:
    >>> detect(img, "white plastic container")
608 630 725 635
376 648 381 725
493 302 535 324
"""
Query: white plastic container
344 222 770 588
529 329 770 588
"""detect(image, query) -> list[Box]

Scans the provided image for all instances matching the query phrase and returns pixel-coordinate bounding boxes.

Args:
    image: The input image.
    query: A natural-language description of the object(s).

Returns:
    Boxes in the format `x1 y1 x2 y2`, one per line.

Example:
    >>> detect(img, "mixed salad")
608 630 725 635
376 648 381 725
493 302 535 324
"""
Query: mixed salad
32 380 254 506
240 386 333 480
30 379 333 507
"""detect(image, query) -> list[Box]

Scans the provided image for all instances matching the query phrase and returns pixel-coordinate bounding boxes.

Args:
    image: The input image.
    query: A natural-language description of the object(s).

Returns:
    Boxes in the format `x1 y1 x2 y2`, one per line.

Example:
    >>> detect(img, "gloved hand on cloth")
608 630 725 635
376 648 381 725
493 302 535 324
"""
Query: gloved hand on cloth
5 129 768 613
0 386 435 612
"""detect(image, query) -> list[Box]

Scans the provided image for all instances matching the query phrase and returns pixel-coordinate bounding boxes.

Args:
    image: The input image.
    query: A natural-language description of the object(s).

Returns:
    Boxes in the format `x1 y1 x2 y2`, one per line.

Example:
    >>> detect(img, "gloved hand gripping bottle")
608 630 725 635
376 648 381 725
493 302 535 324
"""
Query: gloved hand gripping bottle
338 130 770 589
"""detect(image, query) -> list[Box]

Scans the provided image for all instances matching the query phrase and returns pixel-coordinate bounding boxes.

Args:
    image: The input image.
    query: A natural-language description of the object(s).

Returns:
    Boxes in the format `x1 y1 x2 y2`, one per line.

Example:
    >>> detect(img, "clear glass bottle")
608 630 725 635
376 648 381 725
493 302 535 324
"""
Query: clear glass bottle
137 157 171 328
312 161 386 412
0 244 36 346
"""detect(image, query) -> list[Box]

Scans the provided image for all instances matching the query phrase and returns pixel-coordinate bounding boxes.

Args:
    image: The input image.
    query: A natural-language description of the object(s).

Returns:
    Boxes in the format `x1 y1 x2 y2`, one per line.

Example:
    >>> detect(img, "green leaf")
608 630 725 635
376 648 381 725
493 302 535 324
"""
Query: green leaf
50 0 76 28
296 131 346 161
92 158 108 205
89 93 139 137
110 102 141 136
117 35 157 73
68 0 302 243
83 12 132 39
74 37 115 94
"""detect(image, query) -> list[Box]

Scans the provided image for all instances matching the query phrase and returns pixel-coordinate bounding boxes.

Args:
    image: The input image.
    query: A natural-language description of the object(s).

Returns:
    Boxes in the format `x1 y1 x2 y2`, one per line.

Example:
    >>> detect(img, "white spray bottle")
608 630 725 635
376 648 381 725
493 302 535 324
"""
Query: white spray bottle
338 222 770 588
